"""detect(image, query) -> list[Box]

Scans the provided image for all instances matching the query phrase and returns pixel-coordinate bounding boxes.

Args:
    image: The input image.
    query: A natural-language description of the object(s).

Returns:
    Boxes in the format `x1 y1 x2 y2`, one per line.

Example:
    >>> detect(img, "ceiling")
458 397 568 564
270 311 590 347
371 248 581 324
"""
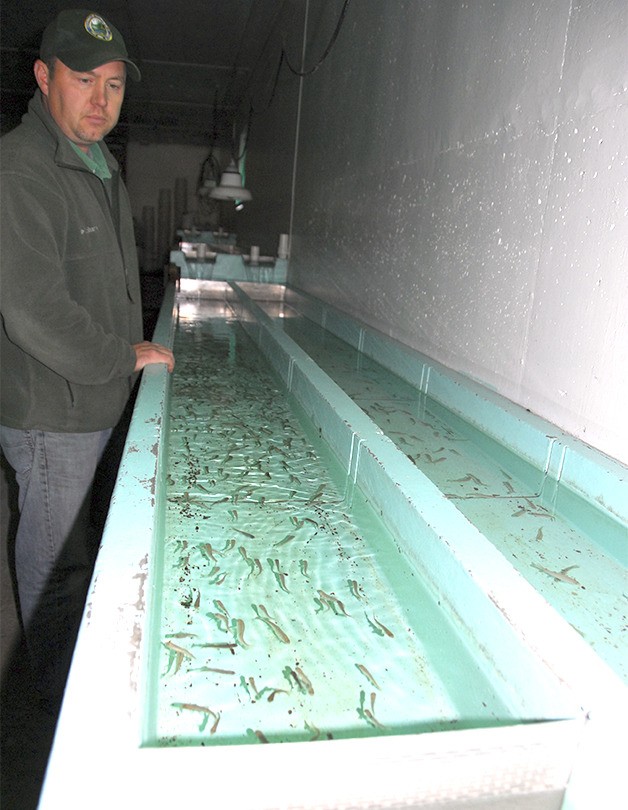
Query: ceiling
0 0 291 149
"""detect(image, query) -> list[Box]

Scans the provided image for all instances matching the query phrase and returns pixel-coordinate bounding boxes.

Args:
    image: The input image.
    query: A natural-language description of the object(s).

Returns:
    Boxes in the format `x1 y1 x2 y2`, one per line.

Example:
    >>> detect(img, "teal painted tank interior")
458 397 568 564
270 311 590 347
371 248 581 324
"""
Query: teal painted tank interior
142 285 626 748
266 306 627 685
144 304 515 747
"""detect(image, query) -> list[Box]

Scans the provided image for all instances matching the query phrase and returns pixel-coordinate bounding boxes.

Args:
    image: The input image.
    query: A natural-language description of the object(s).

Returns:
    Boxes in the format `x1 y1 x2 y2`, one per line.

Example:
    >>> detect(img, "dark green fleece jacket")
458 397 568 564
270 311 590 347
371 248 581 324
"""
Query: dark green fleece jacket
1 90 143 432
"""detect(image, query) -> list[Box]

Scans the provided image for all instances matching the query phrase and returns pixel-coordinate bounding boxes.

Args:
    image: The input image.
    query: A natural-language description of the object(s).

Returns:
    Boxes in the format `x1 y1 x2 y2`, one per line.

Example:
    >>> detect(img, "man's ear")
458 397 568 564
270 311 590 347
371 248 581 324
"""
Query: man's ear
34 59 50 96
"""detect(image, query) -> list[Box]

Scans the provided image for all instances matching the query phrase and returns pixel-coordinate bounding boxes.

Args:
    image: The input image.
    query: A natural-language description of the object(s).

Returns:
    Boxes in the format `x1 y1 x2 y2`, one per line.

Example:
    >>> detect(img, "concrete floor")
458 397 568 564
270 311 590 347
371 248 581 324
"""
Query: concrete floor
1 456 58 810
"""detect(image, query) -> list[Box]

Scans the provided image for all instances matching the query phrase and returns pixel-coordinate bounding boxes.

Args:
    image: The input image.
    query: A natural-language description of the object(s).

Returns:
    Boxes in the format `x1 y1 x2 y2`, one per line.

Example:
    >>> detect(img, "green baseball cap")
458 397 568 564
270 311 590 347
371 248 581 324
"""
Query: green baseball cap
40 9 141 81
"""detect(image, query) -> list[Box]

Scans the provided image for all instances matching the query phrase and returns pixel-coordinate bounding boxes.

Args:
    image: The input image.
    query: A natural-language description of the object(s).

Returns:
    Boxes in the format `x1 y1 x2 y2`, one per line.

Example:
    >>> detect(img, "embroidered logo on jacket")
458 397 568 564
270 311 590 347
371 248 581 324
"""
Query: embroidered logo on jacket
80 225 100 235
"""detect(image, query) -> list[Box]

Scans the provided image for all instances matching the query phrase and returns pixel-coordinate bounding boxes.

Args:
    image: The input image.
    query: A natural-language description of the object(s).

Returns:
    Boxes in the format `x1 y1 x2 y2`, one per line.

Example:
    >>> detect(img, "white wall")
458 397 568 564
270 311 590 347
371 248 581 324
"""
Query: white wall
235 62 299 257
125 134 295 259
283 0 628 465
126 141 209 225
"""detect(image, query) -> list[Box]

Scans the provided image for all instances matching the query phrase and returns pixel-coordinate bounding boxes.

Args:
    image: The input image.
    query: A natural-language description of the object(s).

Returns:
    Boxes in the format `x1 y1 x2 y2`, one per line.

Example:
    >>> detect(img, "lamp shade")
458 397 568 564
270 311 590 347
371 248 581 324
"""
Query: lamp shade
210 160 252 201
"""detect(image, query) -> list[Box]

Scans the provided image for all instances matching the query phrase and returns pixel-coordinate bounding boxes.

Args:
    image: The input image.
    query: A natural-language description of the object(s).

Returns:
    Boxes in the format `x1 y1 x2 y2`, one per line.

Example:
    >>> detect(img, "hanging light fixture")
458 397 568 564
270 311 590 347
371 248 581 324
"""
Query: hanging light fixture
210 160 252 201
197 177 217 197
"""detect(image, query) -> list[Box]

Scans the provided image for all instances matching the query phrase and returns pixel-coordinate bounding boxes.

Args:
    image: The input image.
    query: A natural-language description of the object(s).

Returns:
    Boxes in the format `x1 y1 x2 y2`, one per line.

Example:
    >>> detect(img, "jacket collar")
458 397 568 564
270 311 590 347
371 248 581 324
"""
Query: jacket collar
28 89 118 174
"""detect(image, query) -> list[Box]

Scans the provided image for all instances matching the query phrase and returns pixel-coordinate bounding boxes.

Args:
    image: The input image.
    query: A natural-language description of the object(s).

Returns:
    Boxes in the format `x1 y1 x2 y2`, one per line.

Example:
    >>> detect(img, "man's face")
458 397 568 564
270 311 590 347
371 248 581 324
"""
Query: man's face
34 58 126 152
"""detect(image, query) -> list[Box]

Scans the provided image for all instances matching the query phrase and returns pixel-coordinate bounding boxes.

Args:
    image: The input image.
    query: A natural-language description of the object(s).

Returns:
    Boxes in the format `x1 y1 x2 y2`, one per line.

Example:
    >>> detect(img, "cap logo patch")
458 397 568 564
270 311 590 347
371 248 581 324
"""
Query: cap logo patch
84 14 113 42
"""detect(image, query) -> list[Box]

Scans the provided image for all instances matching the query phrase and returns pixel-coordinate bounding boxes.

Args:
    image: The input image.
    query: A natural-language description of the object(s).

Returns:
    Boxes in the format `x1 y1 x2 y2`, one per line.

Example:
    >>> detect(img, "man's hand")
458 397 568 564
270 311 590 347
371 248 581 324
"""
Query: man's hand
133 341 175 373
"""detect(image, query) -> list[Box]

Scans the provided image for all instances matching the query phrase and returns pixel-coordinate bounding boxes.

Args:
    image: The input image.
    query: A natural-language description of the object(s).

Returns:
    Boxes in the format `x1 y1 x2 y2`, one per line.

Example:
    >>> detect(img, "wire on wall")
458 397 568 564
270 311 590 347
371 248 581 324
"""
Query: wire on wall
204 0 352 207
239 0 352 158
283 0 351 77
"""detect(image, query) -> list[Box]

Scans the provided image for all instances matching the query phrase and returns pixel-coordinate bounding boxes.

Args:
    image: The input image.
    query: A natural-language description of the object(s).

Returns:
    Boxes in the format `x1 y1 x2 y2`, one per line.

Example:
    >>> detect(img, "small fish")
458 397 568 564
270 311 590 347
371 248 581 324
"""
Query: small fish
231 618 250 648
425 454 446 464
532 563 582 587
163 640 194 675
364 691 386 729
239 546 259 577
535 528 544 542
452 472 484 485
317 589 350 616
305 484 325 505
305 721 321 741
239 675 254 698
268 558 290 593
273 533 296 548
356 663 380 689
348 579 366 601
524 499 554 518
295 666 314 695
172 702 220 734
193 642 237 650
247 728 269 744
252 603 291 644
206 600 230 632
163 641 194 658
299 559 310 579
207 611 230 632
266 688 289 703
283 666 312 695
214 599 229 616
234 528 255 539
165 631 197 639
371 615 394 638
357 690 386 730
195 666 236 675
303 517 319 528
364 612 393 637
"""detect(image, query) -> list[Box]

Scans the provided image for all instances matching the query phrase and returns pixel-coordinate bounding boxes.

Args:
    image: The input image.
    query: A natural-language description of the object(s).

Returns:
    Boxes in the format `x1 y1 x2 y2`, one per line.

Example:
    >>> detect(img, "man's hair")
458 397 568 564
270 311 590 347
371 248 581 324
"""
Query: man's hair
43 57 57 78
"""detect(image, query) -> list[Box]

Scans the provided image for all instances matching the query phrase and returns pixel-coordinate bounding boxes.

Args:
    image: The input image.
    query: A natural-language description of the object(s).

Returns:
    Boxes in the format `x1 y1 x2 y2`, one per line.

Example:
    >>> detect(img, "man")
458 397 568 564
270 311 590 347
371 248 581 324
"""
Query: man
0 9 174 711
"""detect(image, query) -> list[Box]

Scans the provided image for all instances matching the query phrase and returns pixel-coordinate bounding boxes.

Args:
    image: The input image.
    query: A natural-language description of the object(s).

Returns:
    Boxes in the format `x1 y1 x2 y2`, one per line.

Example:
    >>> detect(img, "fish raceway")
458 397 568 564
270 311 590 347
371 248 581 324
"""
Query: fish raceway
40 276 627 809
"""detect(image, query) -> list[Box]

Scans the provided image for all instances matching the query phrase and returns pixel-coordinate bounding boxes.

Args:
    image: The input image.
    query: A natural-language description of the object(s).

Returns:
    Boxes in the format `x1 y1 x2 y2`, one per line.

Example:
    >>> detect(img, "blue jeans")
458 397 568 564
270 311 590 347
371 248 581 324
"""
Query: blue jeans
0 426 112 708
